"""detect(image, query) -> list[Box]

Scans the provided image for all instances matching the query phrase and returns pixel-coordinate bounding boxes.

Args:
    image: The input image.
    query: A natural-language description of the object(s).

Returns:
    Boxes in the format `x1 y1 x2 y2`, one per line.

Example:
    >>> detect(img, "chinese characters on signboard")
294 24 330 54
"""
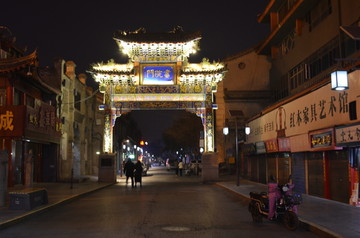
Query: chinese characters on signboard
254 121 275 136
265 139 278 152
289 91 348 128
310 130 333 148
248 87 351 143
0 106 25 137
0 104 61 138
143 66 174 85
335 124 360 145
0 110 14 131
26 104 61 135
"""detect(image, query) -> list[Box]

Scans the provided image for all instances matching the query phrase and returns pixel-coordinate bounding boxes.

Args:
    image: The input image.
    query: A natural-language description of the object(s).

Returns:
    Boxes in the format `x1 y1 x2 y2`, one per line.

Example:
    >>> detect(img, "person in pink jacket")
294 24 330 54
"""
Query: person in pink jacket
268 175 280 220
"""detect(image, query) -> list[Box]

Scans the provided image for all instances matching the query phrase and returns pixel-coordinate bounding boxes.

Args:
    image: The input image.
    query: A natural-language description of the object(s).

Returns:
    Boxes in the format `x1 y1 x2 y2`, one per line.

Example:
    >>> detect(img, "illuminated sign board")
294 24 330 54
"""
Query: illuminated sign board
309 128 334 149
142 65 174 85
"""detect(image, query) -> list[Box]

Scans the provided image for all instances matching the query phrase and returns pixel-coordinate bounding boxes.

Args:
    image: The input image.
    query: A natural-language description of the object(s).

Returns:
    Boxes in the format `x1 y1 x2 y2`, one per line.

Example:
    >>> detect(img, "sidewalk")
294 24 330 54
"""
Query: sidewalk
0 176 114 230
216 177 360 238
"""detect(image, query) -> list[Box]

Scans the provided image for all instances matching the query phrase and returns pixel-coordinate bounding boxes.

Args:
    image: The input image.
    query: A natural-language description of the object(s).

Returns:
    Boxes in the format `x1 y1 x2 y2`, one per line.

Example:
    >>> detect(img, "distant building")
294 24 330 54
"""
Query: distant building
215 48 271 169
0 26 61 187
59 61 103 181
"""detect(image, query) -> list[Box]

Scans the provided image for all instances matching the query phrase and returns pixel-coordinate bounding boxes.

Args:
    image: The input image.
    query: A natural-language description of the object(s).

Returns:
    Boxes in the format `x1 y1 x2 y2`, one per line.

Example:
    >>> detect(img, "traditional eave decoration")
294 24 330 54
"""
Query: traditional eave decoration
113 93 205 102
0 50 37 73
91 60 135 84
92 60 133 73
113 27 201 59
180 58 226 84
33 66 62 94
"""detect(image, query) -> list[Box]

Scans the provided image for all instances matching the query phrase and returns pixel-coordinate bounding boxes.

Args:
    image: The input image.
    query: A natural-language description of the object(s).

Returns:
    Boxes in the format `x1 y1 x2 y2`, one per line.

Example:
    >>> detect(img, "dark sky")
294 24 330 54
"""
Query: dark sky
2 1 269 75
2 1 270 154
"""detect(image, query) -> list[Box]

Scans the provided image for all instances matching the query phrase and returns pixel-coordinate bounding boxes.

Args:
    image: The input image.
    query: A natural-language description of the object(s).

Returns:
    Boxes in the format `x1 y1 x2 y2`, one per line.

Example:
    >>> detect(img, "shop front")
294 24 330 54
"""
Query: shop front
335 123 360 205
0 104 61 187
245 70 360 204
309 128 349 203
270 137 292 185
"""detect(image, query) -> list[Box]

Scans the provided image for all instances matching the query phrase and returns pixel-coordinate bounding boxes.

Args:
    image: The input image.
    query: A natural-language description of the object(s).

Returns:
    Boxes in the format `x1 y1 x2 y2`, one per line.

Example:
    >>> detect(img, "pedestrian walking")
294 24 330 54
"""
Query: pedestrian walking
124 159 135 188
178 160 184 176
134 160 143 187
175 160 179 176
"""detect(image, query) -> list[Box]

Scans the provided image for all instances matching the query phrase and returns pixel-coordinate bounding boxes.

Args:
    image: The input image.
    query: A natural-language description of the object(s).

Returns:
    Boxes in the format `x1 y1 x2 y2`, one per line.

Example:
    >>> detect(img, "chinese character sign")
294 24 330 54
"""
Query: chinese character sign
335 124 360 146
142 66 174 85
247 82 355 143
0 106 25 137
0 110 14 131
310 131 333 148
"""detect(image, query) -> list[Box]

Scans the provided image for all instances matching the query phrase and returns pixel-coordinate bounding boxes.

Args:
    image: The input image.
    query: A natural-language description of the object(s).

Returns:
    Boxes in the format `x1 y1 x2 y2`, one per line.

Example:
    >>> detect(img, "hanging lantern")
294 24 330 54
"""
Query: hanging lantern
331 70 349 90
223 127 229 136
245 126 251 135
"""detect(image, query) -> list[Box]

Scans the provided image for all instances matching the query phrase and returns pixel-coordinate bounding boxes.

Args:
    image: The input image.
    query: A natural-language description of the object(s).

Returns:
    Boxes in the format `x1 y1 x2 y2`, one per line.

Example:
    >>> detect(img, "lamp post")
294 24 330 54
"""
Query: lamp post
235 120 240 186
223 127 229 174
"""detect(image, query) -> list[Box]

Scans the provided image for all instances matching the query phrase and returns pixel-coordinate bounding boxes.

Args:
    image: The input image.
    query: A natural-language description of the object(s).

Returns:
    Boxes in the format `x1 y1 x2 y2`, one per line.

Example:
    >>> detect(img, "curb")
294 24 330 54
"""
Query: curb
215 183 343 238
0 183 115 230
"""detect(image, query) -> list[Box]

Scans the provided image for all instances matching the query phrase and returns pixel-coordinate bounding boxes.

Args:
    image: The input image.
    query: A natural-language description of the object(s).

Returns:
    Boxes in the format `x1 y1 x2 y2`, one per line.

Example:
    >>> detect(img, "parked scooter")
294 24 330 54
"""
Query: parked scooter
248 184 302 230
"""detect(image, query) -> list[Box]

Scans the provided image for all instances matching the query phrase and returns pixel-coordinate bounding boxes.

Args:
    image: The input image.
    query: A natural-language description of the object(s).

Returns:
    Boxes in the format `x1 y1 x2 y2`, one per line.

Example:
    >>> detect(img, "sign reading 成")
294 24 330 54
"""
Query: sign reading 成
142 66 174 85
0 110 14 131
0 106 26 137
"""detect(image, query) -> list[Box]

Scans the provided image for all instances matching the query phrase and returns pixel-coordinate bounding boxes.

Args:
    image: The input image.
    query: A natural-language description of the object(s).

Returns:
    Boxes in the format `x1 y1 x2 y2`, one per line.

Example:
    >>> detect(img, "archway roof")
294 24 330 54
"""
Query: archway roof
113 27 202 43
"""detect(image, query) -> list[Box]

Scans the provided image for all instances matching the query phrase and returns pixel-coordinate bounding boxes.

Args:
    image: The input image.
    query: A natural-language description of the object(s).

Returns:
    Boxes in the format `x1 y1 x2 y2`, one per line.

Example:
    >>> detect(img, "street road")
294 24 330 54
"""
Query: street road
0 166 318 238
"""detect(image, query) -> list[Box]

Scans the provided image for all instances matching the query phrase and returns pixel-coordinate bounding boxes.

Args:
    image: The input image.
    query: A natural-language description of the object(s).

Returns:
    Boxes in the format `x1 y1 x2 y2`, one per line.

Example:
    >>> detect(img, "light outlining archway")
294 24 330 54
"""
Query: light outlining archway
90 27 226 153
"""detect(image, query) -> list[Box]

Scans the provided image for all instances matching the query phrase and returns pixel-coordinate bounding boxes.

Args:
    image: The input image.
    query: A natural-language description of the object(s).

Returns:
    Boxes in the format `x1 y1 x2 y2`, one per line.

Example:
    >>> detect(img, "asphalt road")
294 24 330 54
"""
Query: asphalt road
0 166 318 238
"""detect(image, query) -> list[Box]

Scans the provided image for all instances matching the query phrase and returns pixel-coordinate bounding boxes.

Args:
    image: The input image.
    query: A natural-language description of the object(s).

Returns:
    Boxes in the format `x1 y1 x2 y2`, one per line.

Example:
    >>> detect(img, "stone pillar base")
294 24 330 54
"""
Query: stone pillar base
201 152 218 183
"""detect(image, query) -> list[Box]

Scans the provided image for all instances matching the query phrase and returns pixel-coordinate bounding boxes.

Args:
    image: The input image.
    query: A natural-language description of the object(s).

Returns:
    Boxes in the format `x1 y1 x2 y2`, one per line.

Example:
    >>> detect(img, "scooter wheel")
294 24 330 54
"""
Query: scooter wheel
283 211 299 230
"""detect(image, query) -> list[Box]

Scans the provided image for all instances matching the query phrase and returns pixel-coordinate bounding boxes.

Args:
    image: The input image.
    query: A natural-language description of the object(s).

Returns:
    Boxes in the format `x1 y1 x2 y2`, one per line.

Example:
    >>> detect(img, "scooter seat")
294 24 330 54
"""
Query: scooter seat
250 192 268 199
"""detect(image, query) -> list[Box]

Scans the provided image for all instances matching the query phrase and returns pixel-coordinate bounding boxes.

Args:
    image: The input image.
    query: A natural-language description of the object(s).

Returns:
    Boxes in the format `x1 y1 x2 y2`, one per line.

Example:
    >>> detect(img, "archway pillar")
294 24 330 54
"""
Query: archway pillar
103 109 113 153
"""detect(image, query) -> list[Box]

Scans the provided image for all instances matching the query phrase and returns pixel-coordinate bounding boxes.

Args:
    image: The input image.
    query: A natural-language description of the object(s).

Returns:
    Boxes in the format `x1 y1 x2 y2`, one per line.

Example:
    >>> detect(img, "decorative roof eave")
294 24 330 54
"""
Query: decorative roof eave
180 69 225 75
113 29 202 44
90 60 134 75
257 0 282 23
0 50 37 73
90 69 134 75
32 68 62 95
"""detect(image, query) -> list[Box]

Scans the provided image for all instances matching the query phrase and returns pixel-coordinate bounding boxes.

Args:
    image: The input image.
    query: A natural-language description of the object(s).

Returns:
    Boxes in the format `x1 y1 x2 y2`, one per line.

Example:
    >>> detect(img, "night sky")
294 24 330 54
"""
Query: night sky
1 1 270 154
2 1 269 74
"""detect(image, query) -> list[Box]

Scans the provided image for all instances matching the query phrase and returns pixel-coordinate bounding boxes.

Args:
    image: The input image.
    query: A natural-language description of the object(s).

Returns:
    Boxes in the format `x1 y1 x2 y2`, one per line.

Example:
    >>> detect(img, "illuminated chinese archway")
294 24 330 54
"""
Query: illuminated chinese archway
90 27 225 153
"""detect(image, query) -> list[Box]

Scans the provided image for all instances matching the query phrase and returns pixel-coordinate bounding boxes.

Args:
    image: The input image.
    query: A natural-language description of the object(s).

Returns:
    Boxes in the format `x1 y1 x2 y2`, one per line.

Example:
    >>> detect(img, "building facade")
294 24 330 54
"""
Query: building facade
0 27 61 188
215 48 272 171
59 61 104 181
244 0 360 205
